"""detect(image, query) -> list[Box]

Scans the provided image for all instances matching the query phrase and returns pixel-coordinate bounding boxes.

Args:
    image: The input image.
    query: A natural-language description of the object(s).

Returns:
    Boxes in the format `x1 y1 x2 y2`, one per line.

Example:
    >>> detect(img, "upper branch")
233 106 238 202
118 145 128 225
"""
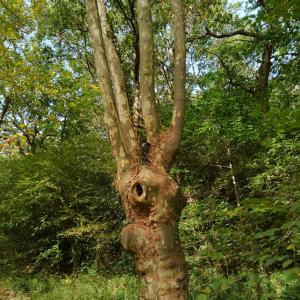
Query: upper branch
97 0 140 159
255 43 272 112
205 27 260 39
86 0 130 172
256 43 272 92
170 0 186 132
137 0 160 144
151 0 186 171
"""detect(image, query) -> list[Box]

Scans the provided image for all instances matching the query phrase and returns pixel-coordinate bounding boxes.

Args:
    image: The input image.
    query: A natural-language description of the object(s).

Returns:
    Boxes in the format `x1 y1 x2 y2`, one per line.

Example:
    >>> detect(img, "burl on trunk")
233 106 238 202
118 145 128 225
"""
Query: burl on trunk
86 0 187 298
119 164 187 299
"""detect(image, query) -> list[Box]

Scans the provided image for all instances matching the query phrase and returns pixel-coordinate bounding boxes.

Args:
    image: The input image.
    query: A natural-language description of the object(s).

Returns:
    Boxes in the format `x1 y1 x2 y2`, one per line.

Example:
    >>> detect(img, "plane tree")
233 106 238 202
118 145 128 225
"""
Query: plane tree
86 0 188 298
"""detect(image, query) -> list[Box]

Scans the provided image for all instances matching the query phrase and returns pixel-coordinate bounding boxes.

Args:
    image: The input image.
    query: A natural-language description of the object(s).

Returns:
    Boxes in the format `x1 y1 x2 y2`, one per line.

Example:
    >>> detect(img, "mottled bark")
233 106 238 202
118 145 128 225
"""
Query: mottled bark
137 0 160 144
97 0 140 158
86 0 188 298
86 0 131 172
118 166 187 299
165 0 186 169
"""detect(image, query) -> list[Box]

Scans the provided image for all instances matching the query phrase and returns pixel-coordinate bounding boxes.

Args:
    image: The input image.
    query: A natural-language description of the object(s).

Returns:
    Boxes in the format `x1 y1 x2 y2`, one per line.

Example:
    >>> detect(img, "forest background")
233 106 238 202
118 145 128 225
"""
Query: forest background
0 0 299 299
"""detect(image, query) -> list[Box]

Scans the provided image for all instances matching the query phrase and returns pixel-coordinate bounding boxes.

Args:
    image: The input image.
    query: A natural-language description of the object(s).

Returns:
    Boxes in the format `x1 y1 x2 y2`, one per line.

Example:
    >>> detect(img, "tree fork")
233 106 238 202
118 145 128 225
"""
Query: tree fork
86 0 188 298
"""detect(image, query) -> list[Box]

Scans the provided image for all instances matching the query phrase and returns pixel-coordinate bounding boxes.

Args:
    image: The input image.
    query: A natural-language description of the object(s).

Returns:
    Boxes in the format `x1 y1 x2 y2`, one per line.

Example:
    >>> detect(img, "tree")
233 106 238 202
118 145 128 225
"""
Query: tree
86 0 187 298
197 0 298 114
0 0 100 155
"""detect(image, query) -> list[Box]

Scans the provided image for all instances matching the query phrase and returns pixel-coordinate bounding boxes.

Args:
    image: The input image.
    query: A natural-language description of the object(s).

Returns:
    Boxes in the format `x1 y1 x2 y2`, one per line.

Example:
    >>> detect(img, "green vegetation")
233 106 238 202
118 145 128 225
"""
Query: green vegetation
0 0 299 299
0 271 138 300
1 268 300 299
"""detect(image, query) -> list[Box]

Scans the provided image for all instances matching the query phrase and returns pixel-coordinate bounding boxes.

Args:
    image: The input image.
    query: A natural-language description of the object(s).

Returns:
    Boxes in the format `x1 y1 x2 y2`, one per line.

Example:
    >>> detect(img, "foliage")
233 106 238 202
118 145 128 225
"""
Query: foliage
0 134 126 273
1 268 299 300
0 271 138 300
0 0 299 298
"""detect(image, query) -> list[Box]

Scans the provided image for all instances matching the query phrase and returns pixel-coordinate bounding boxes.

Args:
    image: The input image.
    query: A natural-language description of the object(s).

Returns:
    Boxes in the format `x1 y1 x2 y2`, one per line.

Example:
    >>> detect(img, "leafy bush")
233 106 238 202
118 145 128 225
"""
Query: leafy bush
0 134 127 273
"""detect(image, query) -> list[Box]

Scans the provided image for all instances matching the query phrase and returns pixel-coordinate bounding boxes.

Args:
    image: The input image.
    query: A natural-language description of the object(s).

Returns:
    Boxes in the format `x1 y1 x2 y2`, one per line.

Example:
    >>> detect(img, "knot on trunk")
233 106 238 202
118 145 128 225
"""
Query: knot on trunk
121 224 148 253
120 166 186 224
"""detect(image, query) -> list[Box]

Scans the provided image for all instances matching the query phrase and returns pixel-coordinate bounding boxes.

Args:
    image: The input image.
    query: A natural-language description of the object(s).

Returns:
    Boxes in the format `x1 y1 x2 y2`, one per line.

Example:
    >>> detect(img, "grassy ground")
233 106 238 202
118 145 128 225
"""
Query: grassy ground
1 268 300 299
0 270 138 300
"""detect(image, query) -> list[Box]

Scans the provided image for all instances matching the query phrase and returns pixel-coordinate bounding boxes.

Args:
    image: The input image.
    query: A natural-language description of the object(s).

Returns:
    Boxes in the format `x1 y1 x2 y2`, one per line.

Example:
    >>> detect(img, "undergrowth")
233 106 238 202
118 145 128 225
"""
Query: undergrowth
1 267 299 300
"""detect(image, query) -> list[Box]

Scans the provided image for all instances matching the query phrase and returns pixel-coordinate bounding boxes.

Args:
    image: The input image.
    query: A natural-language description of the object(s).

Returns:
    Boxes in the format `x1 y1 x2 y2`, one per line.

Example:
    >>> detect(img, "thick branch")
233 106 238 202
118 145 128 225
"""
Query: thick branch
205 27 260 39
97 0 140 159
255 43 272 112
151 0 186 171
137 0 160 144
86 0 130 172
168 0 186 147
256 43 272 92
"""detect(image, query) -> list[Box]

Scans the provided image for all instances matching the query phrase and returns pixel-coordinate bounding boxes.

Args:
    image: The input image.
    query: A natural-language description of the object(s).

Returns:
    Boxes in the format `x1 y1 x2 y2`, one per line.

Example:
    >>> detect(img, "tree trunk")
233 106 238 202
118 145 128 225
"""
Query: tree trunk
86 0 187 297
118 165 188 299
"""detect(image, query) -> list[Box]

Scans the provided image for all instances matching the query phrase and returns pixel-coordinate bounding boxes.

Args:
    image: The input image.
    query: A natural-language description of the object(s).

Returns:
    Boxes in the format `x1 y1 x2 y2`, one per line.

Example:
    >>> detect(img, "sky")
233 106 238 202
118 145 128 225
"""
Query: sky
227 0 250 17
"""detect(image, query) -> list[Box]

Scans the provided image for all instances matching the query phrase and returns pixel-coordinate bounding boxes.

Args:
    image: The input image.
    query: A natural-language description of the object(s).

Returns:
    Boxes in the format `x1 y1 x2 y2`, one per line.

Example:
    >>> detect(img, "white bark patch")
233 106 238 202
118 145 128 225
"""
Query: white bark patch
119 146 126 158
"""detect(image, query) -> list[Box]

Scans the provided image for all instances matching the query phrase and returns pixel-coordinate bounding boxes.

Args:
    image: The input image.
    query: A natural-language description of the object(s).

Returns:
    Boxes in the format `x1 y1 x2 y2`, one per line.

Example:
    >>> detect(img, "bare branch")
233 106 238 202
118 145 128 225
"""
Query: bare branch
114 0 138 35
86 0 130 172
0 0 27 30
157 58 173 97
168 0 186 142
113 0 140 84
137 0 160 144
151 0 186 171
205 27 260 39
97 0 140 158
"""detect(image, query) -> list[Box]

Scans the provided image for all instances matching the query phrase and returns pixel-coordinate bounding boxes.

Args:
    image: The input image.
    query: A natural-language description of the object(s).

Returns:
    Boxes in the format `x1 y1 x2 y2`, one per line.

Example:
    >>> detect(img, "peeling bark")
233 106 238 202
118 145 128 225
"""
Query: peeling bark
137 0 160 144
86 0 188 298
86 0 131 172
118 166 188 299
97 0 140 159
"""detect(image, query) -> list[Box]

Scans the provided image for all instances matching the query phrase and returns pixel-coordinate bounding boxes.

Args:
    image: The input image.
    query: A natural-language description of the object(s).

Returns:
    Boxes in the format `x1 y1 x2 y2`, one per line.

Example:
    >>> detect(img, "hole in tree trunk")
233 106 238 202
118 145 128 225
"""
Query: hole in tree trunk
135 183 143 197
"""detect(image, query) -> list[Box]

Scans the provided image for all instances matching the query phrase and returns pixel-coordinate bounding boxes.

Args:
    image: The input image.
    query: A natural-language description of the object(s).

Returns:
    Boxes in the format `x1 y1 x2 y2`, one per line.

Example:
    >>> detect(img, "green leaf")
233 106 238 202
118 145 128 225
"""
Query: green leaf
254 228 279 238
265 257 278 267
282 260 293 269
